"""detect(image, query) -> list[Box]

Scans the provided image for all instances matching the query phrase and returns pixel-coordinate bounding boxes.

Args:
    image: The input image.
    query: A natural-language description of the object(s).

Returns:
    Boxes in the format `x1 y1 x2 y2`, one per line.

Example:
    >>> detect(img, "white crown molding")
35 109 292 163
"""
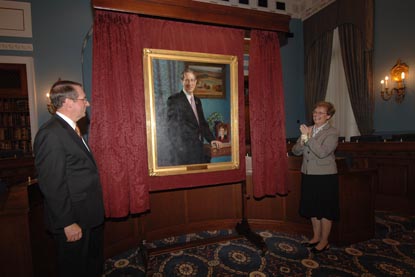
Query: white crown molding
0 42 33 51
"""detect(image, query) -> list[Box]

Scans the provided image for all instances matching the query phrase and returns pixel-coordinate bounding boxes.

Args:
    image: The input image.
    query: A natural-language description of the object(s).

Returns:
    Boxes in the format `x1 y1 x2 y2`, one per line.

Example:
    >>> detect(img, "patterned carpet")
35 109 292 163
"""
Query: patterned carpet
103 211 415 276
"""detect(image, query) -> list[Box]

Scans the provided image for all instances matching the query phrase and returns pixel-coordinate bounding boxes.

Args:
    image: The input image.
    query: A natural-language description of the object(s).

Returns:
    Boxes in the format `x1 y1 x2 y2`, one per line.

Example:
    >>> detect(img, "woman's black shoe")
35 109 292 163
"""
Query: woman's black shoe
311 244 330 253
301 241 319 248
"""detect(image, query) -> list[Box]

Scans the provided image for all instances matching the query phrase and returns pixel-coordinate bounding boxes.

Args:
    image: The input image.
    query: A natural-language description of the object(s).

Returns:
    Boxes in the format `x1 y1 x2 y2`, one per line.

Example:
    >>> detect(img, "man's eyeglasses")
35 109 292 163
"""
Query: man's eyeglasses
73 98 88 103
312 111 327 115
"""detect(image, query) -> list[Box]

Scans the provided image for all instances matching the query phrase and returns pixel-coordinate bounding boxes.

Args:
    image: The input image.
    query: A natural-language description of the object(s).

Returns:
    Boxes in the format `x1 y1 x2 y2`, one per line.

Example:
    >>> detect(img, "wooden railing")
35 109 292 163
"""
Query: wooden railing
287 141 415 212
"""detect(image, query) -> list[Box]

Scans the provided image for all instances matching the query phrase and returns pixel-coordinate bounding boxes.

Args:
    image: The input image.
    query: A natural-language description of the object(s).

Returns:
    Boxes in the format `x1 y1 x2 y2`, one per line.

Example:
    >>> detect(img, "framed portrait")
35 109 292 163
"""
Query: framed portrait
186 63 226 98
143 48 239 176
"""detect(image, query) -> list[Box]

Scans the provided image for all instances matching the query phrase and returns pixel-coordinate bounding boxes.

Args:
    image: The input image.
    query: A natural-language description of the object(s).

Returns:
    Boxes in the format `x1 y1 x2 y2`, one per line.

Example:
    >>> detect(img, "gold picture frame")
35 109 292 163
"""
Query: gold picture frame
143 48 239 176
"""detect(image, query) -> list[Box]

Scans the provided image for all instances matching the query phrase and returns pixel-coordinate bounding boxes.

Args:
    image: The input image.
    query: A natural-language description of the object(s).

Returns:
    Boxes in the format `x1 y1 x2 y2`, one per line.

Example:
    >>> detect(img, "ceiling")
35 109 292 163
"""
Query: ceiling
192 0 335 20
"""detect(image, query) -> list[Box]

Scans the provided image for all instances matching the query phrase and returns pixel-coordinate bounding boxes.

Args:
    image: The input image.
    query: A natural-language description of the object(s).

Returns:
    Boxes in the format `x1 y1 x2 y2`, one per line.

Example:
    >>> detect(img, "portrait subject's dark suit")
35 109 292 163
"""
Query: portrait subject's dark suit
34 114 105 232
167 91 215 165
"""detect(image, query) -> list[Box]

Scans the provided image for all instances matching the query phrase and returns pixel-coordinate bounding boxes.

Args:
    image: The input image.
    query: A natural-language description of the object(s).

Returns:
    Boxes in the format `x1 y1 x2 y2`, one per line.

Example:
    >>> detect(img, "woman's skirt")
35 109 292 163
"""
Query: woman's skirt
299 173 339 221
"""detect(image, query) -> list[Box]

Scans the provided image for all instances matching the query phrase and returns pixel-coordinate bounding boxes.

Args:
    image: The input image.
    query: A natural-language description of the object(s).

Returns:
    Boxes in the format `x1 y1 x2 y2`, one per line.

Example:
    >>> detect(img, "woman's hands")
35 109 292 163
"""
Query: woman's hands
300 124 311 135
300 124 312 145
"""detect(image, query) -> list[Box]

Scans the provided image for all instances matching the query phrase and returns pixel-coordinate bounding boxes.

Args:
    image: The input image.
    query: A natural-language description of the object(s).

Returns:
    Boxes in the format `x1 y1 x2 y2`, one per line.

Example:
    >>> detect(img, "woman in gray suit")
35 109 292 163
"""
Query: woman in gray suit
292 101 339 253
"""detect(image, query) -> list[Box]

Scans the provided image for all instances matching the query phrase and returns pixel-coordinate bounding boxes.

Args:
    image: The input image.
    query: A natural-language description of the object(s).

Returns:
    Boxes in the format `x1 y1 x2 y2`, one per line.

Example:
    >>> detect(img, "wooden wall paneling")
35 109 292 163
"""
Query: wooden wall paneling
376 160 408 195
145 189 188 233
0 184 33 277
245 174 286 221
337 142 415 213
143 183 243 241
104 216 143 259
332 169 376 245
375 159 413 212
247 195 285 221
186 183 242 222
28 184 57 276
1 213 33 276
0 158 35 186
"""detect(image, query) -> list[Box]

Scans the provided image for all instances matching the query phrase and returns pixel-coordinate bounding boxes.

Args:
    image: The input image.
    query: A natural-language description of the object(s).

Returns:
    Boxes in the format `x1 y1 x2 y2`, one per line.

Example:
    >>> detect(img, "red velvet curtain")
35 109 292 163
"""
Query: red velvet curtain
249 30 288 197
91 10 245 217
91 12 147 217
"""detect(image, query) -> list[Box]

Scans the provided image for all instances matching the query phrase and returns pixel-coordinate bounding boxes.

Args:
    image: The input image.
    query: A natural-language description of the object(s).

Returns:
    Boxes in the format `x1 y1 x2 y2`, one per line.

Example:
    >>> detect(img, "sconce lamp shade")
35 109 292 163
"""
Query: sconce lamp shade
391 59 409 82
380 59 409 103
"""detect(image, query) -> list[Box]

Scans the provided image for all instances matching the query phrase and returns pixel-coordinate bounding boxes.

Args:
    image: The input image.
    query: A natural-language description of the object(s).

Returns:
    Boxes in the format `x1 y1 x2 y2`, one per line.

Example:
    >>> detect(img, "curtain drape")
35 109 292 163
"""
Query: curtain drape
325 28 360 141
91 10 246 217
249 30 288 197
304 30 333 123
338 24 374 135
91 12 147 217
303 0 374 135
153 60 184 166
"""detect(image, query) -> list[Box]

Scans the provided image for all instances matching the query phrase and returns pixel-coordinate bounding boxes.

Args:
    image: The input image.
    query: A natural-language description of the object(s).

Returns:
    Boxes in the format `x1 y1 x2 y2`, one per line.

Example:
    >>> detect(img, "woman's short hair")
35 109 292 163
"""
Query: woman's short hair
314 101 336 117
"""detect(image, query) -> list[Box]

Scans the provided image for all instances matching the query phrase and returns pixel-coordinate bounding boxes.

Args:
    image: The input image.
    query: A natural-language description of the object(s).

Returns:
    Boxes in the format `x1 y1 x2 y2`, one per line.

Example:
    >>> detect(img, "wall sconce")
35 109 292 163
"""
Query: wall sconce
380 59 409 103
46 92 56 114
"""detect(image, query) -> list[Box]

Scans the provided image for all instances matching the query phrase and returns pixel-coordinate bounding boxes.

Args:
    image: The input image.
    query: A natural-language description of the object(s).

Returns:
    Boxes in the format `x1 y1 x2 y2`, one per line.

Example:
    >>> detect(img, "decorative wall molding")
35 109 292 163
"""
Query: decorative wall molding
301 0 335 20
0 0 32 37
192 0 335 20
0 42 33 51
193 0 289 15
93 0 290 33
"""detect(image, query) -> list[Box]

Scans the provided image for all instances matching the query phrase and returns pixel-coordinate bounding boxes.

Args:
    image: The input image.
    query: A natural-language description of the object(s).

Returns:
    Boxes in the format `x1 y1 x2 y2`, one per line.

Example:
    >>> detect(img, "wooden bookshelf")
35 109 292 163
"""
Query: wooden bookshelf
0 63 32 158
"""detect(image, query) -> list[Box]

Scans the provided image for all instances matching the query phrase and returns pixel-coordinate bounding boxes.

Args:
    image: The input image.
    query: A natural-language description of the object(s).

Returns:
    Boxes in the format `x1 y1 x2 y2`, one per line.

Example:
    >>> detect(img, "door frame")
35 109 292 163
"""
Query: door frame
0 55 38 145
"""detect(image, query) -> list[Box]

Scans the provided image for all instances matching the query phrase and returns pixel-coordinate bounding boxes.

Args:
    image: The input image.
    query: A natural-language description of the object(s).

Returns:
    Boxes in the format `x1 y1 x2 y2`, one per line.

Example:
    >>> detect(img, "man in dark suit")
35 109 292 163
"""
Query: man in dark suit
34 80 105 277
167 69 222 165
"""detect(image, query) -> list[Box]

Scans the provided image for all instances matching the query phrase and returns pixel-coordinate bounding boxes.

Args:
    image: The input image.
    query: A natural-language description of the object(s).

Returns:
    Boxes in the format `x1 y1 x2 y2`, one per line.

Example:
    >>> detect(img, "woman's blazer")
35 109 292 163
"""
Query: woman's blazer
292 124 339 175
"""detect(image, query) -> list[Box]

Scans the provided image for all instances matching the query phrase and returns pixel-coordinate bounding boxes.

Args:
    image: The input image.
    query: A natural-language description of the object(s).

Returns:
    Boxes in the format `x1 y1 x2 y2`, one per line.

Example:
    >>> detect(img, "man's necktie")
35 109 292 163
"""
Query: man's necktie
75 125 90 151
190 95 199 123
75 125 82 138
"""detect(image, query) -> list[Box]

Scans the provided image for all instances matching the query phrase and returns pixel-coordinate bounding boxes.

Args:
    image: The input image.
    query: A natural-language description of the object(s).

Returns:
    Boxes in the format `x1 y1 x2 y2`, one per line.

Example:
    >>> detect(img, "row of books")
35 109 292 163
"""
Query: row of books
0 98 29 112
0 112 30 127
0 140 32 153
0 127 31 140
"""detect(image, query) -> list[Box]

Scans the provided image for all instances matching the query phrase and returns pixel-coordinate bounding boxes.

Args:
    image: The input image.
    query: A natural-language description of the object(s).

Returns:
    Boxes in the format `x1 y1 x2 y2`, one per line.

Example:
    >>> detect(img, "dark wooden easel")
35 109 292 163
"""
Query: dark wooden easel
235 179 268 254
